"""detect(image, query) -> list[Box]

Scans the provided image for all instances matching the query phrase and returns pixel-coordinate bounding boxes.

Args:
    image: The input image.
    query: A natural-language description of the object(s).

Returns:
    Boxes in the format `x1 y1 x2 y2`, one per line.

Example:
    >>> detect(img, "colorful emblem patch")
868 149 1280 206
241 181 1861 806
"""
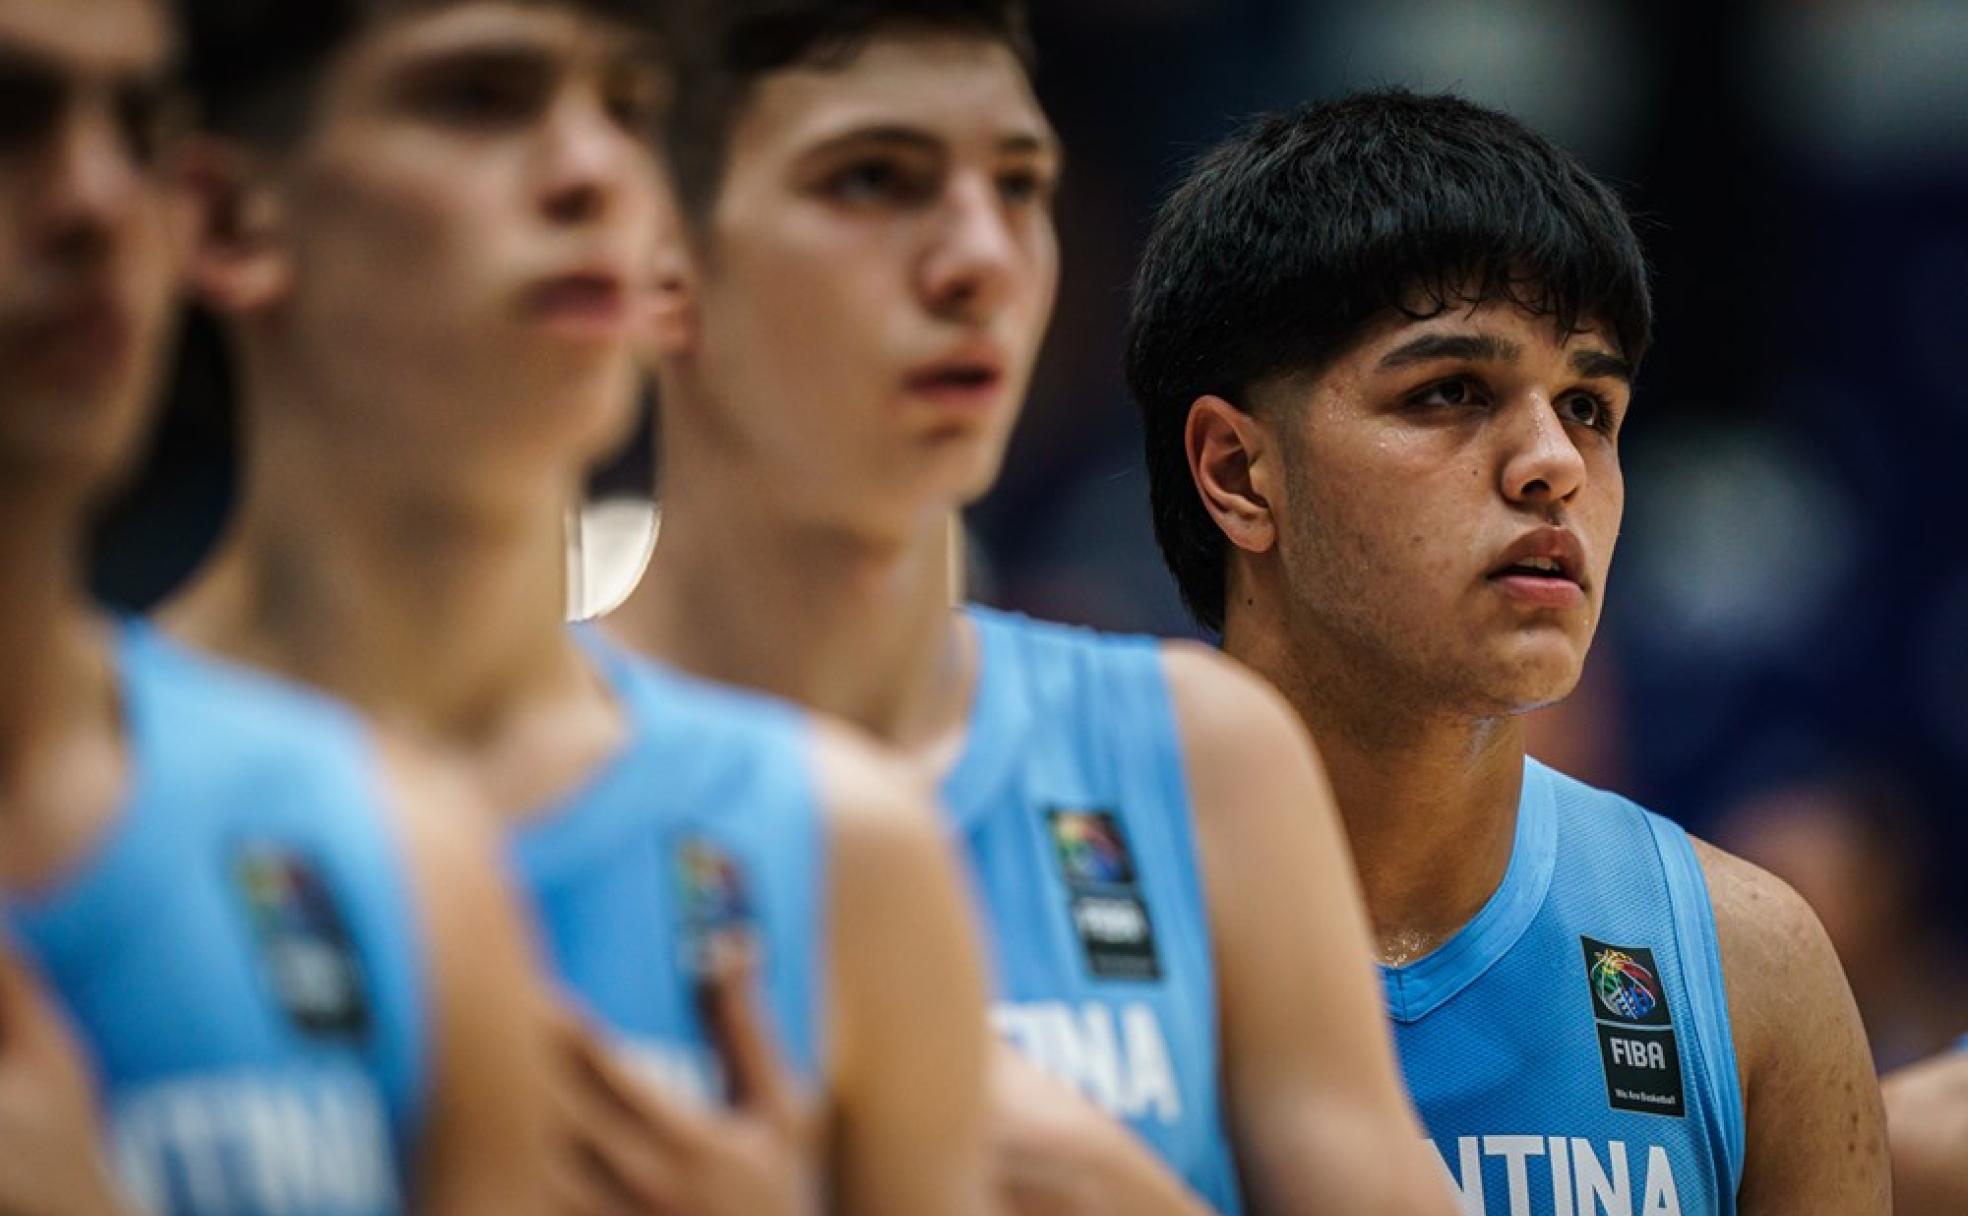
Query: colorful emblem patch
1580 936 1684 1117
1046 809 1159 982
675 836 755 980
1048 810 1137 886
234 844 370 1040
1591 948 1661 1022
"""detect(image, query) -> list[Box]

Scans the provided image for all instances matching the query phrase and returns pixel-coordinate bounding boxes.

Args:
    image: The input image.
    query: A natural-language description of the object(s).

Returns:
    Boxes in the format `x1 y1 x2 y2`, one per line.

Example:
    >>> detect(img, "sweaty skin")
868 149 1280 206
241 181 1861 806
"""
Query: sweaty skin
1196 300 1888 1214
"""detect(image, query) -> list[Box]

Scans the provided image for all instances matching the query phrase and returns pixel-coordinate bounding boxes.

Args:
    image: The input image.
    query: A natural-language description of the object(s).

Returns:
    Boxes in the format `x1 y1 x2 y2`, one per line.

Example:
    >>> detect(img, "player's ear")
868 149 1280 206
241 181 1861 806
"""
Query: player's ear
171 135 294 317
1187 395 1279 556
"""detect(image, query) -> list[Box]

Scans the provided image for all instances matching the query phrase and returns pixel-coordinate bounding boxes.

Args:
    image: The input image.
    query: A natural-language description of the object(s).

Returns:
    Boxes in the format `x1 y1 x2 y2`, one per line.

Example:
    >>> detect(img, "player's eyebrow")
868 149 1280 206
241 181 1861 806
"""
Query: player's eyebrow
1570 348 1634 384
1377 332 1522 370
806 124 946 159
806 123 1064 165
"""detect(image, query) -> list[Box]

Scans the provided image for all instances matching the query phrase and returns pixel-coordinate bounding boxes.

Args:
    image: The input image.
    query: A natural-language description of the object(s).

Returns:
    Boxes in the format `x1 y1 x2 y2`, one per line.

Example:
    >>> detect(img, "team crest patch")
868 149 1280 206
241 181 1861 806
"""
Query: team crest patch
1580 936 1685 1117
675 837 756 980
1046 810 1160 982
234 845 371 1040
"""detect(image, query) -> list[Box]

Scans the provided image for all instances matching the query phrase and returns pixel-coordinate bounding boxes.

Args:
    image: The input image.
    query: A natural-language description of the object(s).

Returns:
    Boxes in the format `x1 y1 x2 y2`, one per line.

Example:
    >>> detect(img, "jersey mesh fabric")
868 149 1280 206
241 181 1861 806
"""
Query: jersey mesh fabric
1390 759 1745 1216
944 606 1241 1214
510 631 827 1099
5 620 428 1215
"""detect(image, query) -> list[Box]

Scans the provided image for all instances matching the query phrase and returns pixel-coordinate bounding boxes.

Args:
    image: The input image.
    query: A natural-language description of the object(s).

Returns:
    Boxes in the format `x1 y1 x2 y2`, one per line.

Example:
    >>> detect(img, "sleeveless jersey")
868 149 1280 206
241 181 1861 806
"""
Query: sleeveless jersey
944 607 1240 1213
4 620 427 1216
1390 758 1745 1216
510 633 826 1105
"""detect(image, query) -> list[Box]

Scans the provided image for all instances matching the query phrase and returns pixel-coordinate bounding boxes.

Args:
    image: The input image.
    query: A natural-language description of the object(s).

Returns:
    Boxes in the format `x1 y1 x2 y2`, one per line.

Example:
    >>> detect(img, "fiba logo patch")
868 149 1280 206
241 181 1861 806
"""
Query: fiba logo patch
1580 936 1685 1118
1046 809 1160 981
1591 948 1660 1022
233 844 370 1040
674 836 755 980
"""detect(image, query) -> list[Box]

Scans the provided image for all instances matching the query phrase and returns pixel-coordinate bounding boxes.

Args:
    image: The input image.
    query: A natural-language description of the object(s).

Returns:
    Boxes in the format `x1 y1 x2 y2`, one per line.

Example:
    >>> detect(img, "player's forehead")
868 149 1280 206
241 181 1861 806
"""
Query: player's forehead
343 1 662 81
1352 298 1627 372
736 29 1055 166
0 0 173 84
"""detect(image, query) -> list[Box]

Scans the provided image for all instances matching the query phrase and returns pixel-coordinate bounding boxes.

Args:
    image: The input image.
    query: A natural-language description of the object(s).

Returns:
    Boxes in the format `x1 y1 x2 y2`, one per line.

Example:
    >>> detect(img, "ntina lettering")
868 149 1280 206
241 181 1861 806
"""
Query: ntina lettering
1432 1136 1683 1216
112 1072 397 1215
992 1000 1181 1124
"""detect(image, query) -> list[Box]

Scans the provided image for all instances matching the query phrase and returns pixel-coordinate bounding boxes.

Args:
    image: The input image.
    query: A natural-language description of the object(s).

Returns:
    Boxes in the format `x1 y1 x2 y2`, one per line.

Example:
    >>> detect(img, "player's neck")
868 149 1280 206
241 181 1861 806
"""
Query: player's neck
1223 601 1526 965
615 461 974 769
166 405 594 751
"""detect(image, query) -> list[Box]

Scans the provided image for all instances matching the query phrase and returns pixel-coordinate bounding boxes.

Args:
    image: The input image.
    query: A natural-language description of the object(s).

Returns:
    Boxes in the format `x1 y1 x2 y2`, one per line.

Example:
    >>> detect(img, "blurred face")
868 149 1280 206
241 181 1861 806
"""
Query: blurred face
0 0 179 501
674 29 1060 538
241 2 666 479
1269 301 1632 716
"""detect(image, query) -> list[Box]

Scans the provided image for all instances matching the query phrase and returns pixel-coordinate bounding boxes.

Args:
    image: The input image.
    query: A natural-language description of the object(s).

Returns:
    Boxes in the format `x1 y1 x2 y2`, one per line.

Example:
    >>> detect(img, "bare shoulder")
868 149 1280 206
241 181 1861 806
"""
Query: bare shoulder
1690 836 1889 1211
805 717 947 876
368 730 504 877
1687 836 1843 1064
1156 640 1327 796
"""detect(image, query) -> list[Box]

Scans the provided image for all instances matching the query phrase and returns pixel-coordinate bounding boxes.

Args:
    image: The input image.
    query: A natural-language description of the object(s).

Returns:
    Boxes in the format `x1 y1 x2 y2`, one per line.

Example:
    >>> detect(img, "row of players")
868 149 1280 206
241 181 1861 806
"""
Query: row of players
1 0 1957 1211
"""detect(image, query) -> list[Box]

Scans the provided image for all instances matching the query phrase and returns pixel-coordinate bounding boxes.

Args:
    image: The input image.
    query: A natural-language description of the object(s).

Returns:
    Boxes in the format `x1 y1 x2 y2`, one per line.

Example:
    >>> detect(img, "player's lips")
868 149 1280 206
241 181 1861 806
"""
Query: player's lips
523 269 630 339
902 344 1009 413
1485 527 1588 609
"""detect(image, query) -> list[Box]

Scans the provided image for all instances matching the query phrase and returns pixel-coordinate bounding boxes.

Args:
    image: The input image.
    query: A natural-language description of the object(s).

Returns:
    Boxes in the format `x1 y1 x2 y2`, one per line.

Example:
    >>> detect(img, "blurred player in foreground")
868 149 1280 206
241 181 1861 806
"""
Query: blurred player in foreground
162 1 994 1212
1883 1049 1968 1213
0 0 567 1211
609 2 1452 1213
1128 89 1887 1214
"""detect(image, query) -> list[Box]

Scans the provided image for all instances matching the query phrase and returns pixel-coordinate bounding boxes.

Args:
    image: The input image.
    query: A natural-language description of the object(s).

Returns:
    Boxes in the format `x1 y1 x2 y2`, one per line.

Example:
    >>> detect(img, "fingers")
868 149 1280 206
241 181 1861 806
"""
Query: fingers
545 1004 706 1212
696 935 798 1123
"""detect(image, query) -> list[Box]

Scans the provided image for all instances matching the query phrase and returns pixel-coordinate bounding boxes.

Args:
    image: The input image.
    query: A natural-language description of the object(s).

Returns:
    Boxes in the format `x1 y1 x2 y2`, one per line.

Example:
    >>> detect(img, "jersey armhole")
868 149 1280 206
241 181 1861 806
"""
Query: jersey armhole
1646 814 1747 1199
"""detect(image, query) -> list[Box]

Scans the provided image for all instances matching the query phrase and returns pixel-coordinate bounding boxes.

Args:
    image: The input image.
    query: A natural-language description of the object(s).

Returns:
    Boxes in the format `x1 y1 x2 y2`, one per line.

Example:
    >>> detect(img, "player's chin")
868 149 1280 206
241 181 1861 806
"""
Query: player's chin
911 427 1011 502
1479 634 1590 711
0 395 149 494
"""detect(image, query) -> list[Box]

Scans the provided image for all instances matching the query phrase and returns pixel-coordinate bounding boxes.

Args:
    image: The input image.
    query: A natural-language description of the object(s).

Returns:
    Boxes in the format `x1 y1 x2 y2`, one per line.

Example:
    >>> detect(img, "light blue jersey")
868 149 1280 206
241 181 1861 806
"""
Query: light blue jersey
1390 758 1744 1216
5 621 427 1216
510 633 825 1106
945 607 1240 1213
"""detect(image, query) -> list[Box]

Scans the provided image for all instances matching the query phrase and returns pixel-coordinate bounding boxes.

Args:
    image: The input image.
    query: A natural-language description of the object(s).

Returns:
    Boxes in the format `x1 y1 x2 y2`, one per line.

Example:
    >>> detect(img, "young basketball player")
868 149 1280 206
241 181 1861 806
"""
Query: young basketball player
0 0 566 1211
1128 90 1888 1213
611 4 1452 1212
165 3 995 1212
1884 1049 1968 1213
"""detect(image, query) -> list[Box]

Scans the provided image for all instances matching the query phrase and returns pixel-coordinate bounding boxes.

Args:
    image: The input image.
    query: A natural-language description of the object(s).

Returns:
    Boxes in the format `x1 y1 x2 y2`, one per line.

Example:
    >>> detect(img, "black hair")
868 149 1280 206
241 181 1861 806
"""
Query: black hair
176 0 670 144
1124 88 1653 633
665 0 1033 221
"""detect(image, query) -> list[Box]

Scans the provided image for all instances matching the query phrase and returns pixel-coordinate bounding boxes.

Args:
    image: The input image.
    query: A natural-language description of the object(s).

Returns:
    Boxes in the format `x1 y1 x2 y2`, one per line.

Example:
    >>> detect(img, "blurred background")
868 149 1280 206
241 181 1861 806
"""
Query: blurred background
94 0 1968 1069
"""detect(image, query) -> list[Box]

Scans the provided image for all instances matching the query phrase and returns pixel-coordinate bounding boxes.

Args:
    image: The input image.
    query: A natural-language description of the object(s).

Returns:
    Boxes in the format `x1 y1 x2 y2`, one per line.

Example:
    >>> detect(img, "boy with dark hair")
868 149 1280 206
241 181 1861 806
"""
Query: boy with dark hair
613 4 1454 1213
0 0 565 1211
1128 88 1887 1213
165 1 996 1212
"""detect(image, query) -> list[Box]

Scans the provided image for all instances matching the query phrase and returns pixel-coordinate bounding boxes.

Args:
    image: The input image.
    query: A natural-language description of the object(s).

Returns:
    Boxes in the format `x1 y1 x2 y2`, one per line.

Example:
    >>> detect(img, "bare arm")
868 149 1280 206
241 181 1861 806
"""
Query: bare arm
378 741 563 1216
1693 838 1889 1214
1164 644 1454 1216
1883 1049 1968 1216
820 726 998 1216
